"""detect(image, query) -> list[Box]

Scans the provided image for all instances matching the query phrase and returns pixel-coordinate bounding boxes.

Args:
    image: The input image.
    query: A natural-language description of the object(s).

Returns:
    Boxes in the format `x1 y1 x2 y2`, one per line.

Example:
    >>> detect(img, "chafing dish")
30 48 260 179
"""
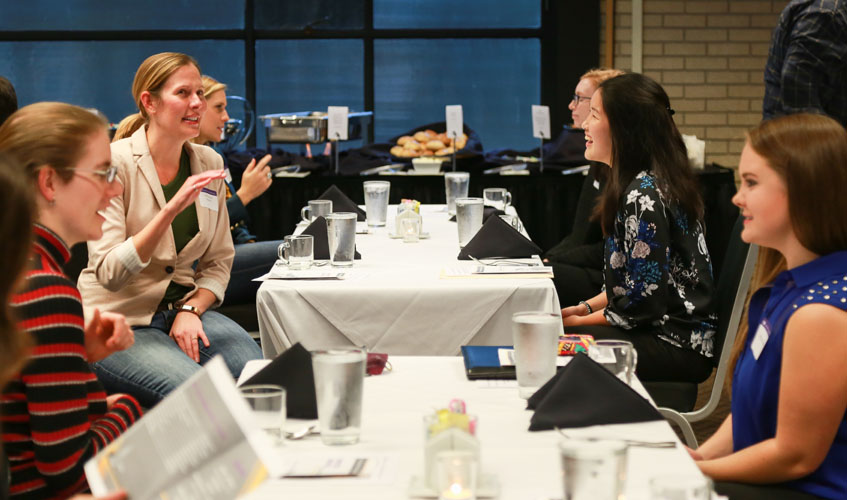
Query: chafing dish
259 111 373 144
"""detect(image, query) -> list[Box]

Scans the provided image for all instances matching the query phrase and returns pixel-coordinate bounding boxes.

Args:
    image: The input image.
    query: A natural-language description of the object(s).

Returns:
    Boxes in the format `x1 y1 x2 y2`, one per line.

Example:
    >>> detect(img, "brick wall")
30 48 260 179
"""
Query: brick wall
599 0 789 168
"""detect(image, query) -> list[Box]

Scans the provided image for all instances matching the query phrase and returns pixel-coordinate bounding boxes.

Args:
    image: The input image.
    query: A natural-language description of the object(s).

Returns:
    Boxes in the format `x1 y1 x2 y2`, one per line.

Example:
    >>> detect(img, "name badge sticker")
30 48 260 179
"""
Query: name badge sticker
750 319 770 360
224 168 233 184
198 187 218 212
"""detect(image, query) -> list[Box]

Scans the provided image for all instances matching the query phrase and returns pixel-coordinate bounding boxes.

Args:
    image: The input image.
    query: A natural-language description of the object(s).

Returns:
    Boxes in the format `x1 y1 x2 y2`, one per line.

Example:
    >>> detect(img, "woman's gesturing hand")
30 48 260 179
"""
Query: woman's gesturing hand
169 311 210 363
236 154 273 206
166 169 227 216
84 309 135 362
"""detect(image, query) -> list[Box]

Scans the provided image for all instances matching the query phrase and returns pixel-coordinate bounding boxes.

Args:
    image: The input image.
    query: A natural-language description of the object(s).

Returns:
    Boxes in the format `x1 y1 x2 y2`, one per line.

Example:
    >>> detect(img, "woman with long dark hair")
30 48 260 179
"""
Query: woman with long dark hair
562 73 716 383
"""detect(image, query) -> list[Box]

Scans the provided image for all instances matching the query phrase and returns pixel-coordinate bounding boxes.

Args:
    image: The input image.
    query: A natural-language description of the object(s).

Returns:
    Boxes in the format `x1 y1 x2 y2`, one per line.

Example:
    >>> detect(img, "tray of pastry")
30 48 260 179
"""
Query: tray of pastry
259 111 373 144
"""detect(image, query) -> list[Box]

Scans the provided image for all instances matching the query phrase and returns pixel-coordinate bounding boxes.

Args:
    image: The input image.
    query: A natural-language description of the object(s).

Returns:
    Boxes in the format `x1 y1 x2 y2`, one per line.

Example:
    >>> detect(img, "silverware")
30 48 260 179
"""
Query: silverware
468 255 539 267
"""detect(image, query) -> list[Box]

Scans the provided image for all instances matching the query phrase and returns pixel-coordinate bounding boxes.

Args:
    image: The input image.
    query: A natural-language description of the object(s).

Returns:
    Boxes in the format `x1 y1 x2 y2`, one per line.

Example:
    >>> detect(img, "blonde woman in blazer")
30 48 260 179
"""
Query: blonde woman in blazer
78 53 261 407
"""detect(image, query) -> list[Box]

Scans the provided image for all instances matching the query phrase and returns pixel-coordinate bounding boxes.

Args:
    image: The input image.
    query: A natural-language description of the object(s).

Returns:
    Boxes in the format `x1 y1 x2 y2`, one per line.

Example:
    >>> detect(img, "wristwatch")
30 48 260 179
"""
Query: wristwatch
177 304 202 317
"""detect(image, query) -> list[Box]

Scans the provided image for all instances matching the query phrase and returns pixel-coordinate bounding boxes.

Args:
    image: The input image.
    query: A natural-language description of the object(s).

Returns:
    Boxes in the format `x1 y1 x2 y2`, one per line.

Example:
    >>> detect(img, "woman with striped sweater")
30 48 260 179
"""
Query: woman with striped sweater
0 103 141 499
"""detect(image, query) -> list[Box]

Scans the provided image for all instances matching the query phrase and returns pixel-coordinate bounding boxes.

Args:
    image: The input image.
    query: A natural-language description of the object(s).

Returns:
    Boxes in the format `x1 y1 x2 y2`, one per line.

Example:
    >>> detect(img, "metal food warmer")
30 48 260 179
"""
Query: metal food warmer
259 111 373 144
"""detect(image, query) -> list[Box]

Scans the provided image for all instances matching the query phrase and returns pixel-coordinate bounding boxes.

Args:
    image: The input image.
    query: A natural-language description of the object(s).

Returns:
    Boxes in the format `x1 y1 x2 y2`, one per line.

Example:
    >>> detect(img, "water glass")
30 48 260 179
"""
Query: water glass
560 439 627 500
455 197 484 248
325 212 357 267
650 475 713 500
588 340 638 385
401 217 421 243
277 234 313 270
363 181 390 227
444 172 470 215
435 450 479 500
512 311 561 399
239 384 286 445
483 187 512 210
300 199 333 223
312 348 366 445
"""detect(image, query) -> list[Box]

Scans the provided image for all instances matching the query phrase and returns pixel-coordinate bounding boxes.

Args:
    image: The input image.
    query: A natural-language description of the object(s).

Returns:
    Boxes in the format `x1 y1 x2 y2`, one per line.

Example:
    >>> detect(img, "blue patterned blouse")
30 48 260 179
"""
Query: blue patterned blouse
603 171 717 357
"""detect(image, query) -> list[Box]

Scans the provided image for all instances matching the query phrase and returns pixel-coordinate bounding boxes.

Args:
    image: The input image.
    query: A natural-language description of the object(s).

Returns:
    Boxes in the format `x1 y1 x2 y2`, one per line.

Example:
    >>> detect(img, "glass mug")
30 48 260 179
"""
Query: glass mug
277 234 314 270
300 199 333 223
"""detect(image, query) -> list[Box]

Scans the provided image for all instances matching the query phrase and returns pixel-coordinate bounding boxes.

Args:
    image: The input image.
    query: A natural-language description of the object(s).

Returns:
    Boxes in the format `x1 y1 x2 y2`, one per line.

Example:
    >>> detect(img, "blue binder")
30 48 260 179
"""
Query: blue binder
460 345 516 380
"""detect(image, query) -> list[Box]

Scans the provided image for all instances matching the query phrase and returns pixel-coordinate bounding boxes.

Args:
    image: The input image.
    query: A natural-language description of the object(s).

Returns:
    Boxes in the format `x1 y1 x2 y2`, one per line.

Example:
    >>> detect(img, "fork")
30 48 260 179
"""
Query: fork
556 428 677 448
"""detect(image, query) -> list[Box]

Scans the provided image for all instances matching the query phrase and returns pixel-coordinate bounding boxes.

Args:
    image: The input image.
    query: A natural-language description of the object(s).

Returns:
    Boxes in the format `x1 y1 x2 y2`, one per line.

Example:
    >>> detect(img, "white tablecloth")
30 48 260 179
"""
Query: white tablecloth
257 205 562 357
241 356 706 500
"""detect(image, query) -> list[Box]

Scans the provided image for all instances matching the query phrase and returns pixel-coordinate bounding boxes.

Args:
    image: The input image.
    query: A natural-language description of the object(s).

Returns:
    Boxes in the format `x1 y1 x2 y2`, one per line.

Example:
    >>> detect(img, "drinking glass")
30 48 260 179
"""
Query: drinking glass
401 217 421 243
560 439 627 500
325 212 357 267
455 197 484 248
499 214 522 232
363 181 390 227
512 311 561 399
483 187 512 210
312 348 366 445
239 384 286 445
588 340 638 385
276 234 313 270
444 172 470 215
435 450 479 500
300 199 333 223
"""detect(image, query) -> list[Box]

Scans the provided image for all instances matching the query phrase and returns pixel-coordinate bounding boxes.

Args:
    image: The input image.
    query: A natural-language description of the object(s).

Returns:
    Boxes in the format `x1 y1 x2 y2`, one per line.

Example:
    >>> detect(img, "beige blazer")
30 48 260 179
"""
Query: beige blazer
78 126 234 326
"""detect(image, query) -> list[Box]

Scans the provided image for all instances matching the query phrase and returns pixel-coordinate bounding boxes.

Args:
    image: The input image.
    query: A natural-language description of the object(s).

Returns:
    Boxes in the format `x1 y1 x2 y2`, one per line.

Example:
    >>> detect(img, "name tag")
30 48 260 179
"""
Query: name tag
224 168 233 184
750 319 770 360
198 188 218 212
593 180 600 190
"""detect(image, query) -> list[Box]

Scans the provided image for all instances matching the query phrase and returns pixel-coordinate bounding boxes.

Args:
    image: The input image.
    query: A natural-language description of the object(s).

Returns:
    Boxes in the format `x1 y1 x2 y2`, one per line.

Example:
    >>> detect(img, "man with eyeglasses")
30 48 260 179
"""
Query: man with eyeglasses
544 68 623 308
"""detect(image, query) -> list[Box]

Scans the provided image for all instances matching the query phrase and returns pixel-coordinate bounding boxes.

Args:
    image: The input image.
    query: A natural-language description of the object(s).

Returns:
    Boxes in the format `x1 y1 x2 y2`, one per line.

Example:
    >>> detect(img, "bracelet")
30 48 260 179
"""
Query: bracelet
579 300 593 315
177 304 202 318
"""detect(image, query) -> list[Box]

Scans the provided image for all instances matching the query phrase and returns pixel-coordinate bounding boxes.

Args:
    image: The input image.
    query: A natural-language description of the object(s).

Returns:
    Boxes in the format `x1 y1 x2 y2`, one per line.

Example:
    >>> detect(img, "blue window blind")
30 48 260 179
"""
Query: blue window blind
0 1 244 31
374 0 540 29
254 1 364 30
254 39 365 150
0 41 245 126
374 38 540 150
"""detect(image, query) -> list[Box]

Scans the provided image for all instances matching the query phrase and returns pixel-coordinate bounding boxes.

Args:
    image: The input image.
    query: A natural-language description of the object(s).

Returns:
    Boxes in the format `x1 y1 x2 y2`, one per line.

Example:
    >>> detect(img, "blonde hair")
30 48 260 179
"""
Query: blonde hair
191 76 228 145
113 52 201 141
0 102 107 184
580 68 625 88
727 113 847 384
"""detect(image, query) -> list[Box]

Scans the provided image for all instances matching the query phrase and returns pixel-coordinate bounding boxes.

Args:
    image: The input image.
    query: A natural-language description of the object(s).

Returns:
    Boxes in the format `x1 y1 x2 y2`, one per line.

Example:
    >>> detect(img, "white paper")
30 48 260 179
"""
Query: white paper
473 265 553 275
255 265 346 281
84 357 278 499
283 457 368 478
531 105 551 139
327 106 349 140
198 188 219 212
751 322 769 360
445 105 463 140
224 168 233 184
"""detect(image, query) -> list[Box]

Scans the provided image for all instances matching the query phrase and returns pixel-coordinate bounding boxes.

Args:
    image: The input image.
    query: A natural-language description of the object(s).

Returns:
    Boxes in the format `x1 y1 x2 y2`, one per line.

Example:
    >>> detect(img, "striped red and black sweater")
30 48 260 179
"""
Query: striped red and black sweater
1 225 142 499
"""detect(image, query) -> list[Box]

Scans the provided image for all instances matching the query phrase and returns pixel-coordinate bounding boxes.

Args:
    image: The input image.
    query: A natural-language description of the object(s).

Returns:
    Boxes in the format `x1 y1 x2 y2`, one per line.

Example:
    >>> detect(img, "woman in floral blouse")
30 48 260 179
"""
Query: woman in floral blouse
562 73 717 383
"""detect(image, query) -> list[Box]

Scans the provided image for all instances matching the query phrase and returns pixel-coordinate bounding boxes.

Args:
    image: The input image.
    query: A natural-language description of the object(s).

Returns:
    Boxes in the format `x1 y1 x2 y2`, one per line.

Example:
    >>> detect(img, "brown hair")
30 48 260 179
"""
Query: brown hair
113 52 201 141
0 102 108 184
728 113 847 383
592 73 704 235
580 68 625 88
0 153 34 388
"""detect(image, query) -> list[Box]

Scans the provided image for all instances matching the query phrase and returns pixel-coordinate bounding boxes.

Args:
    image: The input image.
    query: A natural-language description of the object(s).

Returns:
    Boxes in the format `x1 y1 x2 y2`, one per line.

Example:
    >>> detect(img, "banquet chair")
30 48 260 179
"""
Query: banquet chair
654 216 758 448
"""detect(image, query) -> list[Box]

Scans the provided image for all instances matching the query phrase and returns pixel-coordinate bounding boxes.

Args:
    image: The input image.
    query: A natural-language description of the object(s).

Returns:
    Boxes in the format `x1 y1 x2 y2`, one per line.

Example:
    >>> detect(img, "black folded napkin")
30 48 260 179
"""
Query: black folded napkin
448 206 505 223
457 213 542 260
317 185 367 221
239 343 318 419
528 353 662 431
301 216 361 260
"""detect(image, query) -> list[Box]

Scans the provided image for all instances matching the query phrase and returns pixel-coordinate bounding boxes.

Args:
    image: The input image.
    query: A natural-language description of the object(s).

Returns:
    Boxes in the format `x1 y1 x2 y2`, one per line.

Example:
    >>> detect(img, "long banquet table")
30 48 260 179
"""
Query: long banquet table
241 356 707 500
256 204 563 358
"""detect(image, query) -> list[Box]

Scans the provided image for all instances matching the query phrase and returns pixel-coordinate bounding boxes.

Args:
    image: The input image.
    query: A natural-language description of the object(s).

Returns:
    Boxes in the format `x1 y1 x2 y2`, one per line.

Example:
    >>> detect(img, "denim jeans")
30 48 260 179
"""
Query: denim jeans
223 240 281 306
92 309 262 408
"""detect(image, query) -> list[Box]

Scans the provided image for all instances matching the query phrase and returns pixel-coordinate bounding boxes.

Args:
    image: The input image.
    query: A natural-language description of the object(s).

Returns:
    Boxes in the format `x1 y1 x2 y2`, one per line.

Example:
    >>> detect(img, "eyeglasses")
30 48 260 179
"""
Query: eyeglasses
65 165 118 183
571 94 591 105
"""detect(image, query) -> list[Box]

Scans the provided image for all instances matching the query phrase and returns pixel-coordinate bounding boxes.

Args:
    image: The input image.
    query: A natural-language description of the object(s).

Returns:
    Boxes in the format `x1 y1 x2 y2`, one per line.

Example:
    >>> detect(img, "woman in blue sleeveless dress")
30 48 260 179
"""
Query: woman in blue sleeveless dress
692 113 847 500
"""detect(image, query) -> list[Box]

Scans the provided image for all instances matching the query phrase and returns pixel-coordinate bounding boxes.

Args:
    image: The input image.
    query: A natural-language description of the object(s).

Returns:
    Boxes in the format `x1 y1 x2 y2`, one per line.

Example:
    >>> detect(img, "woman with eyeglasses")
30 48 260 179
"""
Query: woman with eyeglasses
561 73 717 384
0 103 142 499
78 52 261 408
